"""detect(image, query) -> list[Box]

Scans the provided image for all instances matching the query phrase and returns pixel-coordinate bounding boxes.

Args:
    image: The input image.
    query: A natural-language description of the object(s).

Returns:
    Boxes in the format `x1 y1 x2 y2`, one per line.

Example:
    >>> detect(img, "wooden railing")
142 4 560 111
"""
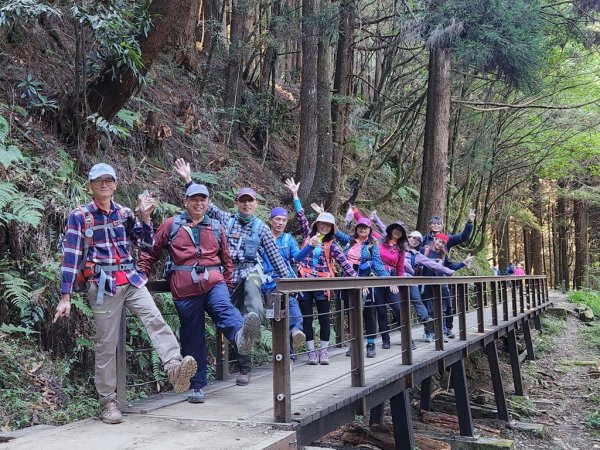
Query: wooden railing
115 275 550 426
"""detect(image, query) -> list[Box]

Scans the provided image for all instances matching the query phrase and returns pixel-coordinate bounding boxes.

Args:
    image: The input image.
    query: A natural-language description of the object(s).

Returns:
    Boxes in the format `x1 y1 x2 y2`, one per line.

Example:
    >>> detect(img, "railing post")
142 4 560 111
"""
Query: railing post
399 286 412 365
519 278 525 314
272 292 291 423
348 288 365 388
433 285 444 351
525 278 531 310
491 280 498 326
544 278 550 304
475 282 484 333
335 294 343 347
457 283 467 340
116 308 126 409
511 279 518 317
502 280 509 321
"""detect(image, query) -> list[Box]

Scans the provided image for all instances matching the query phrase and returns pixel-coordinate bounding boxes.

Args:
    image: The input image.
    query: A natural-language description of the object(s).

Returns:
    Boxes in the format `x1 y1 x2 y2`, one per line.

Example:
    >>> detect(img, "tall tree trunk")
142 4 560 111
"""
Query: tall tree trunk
523 228 531 274
328 0 355 212
529 178 544 275
416 47 451 231
86 0 201 122
557 185 570 289
295 0 319 199
223 0 251 148
573 198 588 289
307 2 333 204
552 204 560 288
497 216 511 274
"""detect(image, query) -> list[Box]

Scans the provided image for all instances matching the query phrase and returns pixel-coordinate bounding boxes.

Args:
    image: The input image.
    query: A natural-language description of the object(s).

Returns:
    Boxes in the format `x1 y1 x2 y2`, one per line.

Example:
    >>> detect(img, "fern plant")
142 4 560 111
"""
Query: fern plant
0 270 31 319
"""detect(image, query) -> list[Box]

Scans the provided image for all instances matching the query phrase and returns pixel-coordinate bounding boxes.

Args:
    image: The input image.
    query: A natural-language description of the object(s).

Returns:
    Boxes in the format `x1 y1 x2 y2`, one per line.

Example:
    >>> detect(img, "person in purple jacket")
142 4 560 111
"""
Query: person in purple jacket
420 233 473 342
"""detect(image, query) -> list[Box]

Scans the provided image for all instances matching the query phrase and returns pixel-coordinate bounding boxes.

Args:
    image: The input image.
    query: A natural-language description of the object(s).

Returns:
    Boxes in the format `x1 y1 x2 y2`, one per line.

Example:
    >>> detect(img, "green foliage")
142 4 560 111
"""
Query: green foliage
0 116 24 169
0 323 38 337
426 0 546 89
115 108 142 128
17 74 58 113
0 0 62 28
568 289 600 316
0 270 32 317
536 315 566 355
589 410 600 430
86 113 130 138
71 1 153 81
508 395 536 418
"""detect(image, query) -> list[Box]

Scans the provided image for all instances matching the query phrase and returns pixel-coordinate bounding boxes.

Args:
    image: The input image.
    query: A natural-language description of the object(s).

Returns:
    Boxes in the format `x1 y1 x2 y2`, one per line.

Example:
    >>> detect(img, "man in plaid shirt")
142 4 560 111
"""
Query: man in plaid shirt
175 159 288 386
54 163 196 425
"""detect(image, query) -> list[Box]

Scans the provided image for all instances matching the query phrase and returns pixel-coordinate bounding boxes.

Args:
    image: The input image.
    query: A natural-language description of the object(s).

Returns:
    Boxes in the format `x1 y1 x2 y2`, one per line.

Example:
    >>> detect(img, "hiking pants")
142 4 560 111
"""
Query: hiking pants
298 291 330 342
175 281 244 390
341 290 378 342
88 283 181 406
232 272 264 373
373 287 398 342
422 285 451 335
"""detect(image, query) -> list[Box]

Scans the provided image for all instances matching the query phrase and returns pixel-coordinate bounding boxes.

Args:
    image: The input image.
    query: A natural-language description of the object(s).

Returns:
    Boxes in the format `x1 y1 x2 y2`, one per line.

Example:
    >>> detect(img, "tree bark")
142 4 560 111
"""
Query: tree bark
557 183 570 289
497 216 511 273
416 47 451 231
294 0 319 199
328 0 355 212
223 0 252 148
86 0 201 122
529 178 544 275
573 198 588 289
307 0 333 204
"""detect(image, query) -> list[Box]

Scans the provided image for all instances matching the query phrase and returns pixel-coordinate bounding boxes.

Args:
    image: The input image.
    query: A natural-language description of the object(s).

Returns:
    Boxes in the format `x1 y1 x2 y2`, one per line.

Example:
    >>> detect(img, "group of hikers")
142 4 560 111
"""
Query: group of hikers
55 159 476 424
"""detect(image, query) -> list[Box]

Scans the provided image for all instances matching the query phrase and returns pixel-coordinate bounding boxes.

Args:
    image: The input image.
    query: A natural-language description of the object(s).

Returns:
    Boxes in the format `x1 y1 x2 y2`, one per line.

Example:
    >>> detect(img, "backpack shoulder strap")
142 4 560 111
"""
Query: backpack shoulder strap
78 205 94 270
168 214 183 245
323 241 336 275
209 218 222 248
251 217 263 240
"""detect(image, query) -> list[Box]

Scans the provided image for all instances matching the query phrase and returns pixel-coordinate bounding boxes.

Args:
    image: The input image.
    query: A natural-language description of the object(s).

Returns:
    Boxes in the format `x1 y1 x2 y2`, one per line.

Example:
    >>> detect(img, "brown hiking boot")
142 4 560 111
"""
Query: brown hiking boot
100 400 122 424
165 355 197 393
236 369 251 386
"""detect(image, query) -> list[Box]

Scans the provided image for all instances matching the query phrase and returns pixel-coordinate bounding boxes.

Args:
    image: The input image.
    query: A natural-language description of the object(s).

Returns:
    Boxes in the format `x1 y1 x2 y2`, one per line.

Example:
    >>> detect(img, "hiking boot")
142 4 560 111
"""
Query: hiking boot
424 333 434 343
382 340 391 350
345 348 351 357
411 340 417 350
308 351 319 365
443 335 449 343
236 369 251 386
165 355 197 394
100 400 122 424
319 348 330 365
366 343 376 358
188 388 205 403
291 329 306 349
236 312 262 355
445 330 456 339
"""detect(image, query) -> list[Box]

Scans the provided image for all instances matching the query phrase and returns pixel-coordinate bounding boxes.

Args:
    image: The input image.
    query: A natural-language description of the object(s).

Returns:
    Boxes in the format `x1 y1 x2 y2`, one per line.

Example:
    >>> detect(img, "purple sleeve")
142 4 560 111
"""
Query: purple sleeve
414 252 454 276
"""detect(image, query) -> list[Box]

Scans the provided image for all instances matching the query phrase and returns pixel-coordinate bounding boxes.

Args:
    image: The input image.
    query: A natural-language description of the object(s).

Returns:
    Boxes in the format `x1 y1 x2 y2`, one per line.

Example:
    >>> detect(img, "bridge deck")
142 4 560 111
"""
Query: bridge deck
1 290 552 449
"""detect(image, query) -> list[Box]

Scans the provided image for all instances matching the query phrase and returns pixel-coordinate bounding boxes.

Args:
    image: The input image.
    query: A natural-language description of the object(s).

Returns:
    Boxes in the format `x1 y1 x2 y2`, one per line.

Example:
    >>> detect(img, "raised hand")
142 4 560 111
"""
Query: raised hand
309 233 321 247
311 202 325 214
463 253 474 268
137 192 157 223
369 210 377 220
390 285 399 294
284 178 300 199
344 206 354 226
174 158 192 183
468 208 476 222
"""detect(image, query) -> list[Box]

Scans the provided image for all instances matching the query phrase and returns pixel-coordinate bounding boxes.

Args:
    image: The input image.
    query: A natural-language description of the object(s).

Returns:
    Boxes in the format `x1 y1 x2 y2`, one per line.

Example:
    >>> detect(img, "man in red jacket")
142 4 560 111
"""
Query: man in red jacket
138 183 261 404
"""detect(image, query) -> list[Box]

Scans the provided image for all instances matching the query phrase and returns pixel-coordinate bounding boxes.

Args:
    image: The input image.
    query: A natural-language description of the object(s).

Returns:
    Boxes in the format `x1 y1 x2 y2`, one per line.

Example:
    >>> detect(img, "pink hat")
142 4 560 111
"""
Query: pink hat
356 217 372 228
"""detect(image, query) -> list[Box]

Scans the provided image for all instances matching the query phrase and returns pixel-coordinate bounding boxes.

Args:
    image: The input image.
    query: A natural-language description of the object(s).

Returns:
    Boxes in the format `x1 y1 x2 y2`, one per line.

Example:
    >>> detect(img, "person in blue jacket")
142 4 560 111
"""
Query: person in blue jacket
260 206 313 359
421 209 475 251
335 218 391 358
420 233 473 342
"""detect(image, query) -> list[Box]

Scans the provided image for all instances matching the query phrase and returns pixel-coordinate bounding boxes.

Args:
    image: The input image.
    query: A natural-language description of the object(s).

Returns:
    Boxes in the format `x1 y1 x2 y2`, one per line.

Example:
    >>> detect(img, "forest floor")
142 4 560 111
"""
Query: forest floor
313 292 600 449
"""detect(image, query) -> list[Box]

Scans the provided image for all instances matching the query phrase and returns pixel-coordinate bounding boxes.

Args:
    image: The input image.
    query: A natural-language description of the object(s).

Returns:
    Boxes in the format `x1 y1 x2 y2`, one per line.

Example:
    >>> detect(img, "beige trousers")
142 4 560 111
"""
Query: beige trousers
88 283 181 405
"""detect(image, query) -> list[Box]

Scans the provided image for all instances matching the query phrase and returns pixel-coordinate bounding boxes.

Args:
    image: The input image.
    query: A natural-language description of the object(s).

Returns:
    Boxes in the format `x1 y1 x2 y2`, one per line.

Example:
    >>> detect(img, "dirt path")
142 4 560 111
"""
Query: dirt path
506 295 600 449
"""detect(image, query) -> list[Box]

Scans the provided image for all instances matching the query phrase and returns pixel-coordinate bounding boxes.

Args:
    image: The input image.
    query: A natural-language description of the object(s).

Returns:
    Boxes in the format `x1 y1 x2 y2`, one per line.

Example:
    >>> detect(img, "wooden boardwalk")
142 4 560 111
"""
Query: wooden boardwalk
1 276 551 449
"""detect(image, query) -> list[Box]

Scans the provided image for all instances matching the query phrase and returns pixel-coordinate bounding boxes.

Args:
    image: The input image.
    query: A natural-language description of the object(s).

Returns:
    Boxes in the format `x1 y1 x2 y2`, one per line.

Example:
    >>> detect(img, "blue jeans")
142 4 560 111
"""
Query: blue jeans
175 281 243 389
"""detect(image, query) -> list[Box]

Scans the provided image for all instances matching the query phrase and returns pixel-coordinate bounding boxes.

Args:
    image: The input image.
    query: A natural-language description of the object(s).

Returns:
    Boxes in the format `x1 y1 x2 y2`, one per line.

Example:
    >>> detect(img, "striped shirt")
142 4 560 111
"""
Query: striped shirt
206 203 288 285
60 199 153 295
